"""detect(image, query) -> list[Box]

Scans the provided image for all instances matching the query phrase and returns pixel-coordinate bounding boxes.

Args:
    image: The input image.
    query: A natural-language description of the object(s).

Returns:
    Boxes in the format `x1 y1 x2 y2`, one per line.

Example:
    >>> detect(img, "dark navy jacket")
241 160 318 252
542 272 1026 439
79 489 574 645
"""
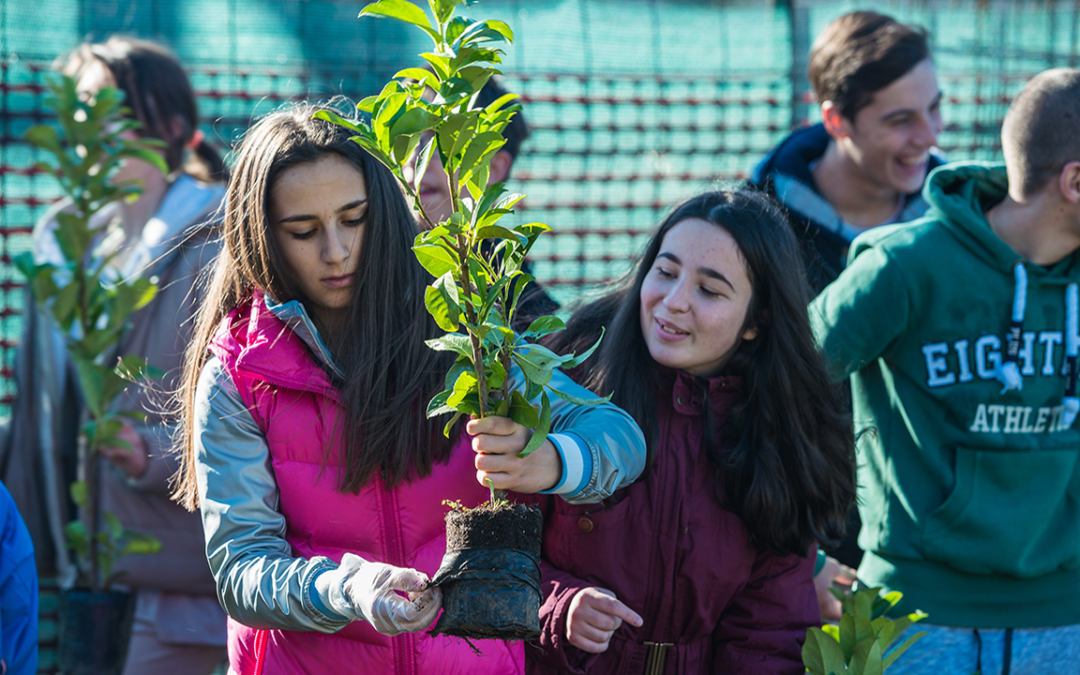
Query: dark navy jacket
751 123 945 294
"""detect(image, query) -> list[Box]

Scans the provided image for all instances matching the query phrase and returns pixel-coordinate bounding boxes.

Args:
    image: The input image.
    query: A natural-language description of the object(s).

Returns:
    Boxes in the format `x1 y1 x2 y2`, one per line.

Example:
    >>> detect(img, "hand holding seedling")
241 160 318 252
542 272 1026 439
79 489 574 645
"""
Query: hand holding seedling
467 416 561 493
567 587 644 653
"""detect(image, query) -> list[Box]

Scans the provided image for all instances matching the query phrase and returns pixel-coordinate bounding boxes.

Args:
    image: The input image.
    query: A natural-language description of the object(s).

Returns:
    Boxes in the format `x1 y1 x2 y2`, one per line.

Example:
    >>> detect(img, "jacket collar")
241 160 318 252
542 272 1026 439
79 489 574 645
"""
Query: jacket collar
659 367 743 417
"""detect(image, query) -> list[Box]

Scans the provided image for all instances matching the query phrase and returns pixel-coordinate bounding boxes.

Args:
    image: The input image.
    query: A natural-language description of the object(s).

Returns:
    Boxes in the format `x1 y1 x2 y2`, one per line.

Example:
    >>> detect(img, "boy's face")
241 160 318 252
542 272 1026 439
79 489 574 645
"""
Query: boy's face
832 58 944 196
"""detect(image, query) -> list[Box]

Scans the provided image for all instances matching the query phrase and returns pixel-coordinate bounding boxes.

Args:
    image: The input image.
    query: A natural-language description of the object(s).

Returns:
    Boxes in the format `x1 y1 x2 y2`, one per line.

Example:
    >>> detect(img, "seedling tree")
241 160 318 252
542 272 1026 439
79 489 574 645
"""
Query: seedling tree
325 0 605 503
803 586 928 675
18 76 163 591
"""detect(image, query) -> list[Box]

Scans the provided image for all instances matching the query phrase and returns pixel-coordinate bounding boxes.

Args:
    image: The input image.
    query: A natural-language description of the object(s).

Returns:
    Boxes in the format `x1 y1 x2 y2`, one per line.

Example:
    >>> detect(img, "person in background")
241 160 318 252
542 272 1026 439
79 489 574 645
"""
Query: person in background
752 10 945 294
1 37 228 674
812 68 1080 674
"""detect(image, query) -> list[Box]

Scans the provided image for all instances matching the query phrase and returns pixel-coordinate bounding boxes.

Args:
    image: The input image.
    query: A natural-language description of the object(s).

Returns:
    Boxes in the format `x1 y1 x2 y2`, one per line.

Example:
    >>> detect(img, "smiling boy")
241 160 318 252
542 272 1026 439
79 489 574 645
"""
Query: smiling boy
752 11 945 293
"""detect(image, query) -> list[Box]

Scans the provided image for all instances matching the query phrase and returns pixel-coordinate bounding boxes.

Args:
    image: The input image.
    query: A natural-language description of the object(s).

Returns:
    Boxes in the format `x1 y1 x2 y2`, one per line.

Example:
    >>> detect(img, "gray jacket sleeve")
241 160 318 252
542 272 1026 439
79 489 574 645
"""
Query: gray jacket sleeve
193 358 354 632
509 365 646 504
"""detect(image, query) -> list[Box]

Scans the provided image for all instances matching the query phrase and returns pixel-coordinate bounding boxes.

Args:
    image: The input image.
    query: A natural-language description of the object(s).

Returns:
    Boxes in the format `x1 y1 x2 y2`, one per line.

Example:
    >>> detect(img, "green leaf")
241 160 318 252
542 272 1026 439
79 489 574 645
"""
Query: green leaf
839 613 856 664
458 131 506 182
360 0 438 41
64 520 89 556
518 391 551 456
475 224 527 246
389 107 441 139
802 627 847 675
373 92 408 153
487 356 507 390
426 389 454 418
524 316 566 340
561 328 605 369
508 390 539 429
548 386 610 407
118 532 161 557
313 109 368 135
425 272 461 331
446 370 478 409
850 637 883 675
356 96 379 114
870 617 894 650
886 610 928 650
428 0 462 27
412 135 436 197
394 67 441 90
70 481 89 509
116 146 168 175
104 511 124 541
25 124 63 154
413 243 459 278
425 333 473 357
443 411 464 437
881 631 928 670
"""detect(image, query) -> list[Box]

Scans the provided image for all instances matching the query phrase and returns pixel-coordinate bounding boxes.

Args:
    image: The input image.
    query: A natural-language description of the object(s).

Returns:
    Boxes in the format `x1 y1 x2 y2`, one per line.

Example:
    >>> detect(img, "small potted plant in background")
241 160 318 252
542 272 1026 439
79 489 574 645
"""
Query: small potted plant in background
803 585 929 675
324 0 606 640
18 75 164 675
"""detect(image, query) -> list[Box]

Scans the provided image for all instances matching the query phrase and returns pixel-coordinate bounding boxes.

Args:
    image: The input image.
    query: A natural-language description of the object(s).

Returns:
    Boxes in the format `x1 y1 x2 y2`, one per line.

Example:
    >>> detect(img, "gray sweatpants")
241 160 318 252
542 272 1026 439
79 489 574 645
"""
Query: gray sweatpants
892 623 1080 675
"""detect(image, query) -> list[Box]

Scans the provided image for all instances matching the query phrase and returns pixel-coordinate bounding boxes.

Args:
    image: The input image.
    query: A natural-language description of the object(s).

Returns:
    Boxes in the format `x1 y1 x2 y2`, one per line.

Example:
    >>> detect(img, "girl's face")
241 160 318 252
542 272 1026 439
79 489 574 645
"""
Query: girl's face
269 153 368 329
639 218 757 377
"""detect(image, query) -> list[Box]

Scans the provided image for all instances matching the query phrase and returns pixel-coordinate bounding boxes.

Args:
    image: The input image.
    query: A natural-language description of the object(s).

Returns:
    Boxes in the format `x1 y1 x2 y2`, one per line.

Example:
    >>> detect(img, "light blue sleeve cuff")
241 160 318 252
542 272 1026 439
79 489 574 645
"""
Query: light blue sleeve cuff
539 432 593 496
311 565 352 622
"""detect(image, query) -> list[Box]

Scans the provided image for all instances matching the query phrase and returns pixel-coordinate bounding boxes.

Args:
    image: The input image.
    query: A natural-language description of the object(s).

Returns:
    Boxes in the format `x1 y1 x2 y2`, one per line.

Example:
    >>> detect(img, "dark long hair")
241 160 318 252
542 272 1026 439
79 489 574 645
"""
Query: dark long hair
61 36 226 183
173 104 454 510
554 189 856 557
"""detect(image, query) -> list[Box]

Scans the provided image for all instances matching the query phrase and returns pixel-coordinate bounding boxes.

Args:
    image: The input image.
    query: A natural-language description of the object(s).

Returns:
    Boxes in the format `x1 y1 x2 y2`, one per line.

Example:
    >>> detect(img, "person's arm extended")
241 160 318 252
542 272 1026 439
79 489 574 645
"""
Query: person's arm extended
193 358 352 633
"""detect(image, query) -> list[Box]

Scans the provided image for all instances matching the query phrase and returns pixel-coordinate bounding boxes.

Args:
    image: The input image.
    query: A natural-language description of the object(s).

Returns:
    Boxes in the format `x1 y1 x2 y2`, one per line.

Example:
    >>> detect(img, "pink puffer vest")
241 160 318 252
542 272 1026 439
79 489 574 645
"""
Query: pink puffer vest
210 293 523 675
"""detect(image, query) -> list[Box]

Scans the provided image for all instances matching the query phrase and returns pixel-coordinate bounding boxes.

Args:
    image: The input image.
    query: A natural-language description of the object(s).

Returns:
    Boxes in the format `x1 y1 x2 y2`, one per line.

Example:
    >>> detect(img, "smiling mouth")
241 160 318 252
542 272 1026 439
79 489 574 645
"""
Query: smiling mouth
896 153 929 167
657 318 689 336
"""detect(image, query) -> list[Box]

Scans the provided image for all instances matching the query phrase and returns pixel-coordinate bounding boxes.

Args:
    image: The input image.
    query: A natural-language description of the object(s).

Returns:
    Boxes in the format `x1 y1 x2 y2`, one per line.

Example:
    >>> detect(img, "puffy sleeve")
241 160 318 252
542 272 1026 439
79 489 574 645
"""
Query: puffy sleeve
193 357 356 632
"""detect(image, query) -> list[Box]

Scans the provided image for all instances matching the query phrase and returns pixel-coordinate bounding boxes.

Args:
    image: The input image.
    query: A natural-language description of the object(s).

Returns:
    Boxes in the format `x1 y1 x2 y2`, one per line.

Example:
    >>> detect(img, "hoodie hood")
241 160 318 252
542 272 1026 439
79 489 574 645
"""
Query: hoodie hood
923 161 1079 284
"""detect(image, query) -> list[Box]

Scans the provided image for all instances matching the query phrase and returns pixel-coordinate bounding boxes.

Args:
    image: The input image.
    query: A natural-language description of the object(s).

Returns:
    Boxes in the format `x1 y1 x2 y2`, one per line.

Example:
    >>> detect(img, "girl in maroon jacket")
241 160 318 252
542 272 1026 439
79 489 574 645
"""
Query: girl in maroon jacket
531 189 857 675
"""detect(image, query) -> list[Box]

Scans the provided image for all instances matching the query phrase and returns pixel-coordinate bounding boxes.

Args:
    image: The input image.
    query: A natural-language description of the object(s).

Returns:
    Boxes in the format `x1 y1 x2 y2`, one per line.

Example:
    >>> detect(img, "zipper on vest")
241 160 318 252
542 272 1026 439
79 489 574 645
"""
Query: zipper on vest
378 485 417 675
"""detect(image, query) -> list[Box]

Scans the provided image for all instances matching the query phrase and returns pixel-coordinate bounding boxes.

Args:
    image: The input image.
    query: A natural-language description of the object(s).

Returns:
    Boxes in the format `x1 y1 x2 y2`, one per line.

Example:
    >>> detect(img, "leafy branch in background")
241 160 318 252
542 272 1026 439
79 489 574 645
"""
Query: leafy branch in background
17 76 164 591
803 586 928 675
325 0 606 503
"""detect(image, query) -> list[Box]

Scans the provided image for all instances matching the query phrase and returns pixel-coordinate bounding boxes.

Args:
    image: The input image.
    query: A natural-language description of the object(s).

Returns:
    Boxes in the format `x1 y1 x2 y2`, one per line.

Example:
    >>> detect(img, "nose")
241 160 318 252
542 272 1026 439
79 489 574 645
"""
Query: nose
663 278 691 313
915 111 941 149
323 223 352 265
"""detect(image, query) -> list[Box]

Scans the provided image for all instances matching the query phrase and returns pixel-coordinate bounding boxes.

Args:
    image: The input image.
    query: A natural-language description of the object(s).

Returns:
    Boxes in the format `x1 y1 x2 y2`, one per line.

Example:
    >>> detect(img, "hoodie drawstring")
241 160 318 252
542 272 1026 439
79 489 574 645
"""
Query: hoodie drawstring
995 262 1027 393
1064 283 1079 429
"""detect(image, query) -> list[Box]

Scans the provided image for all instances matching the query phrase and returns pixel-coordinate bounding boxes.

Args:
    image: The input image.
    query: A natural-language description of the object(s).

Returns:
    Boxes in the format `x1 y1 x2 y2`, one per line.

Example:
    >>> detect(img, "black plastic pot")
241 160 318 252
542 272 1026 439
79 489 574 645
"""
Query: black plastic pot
430 503 543 640
58 589 134 675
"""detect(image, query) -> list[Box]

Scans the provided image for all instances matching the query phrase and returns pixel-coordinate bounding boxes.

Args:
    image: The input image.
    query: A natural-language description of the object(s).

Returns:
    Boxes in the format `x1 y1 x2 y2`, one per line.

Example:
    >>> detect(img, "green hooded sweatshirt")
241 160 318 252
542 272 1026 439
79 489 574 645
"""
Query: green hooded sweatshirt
811 161 1080 628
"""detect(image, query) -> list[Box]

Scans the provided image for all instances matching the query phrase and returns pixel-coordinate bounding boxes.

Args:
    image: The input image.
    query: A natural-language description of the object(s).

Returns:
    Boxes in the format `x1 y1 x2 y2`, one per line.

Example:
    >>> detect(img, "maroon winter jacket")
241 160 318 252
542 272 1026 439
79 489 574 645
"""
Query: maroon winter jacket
528 368 819 675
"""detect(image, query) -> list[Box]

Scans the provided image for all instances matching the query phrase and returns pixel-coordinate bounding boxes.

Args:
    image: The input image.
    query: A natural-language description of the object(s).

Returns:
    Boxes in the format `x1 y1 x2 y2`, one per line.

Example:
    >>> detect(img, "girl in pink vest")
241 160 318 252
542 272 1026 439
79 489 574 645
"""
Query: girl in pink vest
531 190 858 674
171 105 645 675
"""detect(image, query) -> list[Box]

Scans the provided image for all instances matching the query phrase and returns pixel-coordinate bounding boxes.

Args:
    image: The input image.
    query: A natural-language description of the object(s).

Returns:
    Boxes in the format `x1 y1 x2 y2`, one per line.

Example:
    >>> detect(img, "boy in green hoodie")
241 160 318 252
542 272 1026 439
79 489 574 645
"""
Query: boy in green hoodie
812 68 1080 673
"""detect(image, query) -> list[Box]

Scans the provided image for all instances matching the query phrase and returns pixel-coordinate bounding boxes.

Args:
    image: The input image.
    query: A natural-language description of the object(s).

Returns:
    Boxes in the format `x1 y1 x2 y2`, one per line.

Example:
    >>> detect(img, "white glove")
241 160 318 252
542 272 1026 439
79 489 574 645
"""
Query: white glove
331 553 442 636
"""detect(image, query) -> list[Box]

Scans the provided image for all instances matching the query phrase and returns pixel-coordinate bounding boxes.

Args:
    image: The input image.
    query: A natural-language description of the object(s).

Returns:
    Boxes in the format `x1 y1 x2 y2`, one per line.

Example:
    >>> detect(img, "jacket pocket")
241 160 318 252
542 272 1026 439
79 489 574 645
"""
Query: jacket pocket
542 490 636 572
922 444 1080 578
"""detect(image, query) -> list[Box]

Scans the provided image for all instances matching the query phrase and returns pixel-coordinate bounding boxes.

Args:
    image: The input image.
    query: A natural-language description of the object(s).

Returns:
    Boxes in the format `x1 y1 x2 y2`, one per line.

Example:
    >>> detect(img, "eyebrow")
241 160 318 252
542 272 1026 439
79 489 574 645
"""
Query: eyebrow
656 251 735 290
880 90 943 123
277 199 369 224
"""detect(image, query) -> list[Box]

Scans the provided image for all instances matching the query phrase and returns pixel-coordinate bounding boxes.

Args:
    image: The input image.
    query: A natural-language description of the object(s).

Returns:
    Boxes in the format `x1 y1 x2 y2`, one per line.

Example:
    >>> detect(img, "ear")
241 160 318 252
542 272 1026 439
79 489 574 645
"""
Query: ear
488 149 514 186
819 101 850 140
741 325 758 341
1059 161 1080 204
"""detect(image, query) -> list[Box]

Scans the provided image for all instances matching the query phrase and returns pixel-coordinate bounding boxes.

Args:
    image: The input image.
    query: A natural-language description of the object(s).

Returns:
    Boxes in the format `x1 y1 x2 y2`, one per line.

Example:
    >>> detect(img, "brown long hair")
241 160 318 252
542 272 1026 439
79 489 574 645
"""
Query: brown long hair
552 189 856 557
60 36 226 183
172 104 454 510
